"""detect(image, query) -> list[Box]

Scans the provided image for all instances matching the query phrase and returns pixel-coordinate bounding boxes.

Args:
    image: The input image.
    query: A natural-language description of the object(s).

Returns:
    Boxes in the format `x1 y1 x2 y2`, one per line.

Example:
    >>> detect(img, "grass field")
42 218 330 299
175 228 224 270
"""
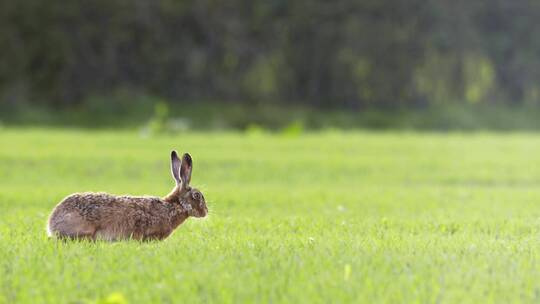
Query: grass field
2 129 540 303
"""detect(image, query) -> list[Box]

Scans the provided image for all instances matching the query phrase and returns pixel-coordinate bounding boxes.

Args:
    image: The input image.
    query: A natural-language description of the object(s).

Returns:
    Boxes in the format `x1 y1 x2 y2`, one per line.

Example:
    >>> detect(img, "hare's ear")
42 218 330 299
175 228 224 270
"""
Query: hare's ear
171 151 181 185
180 153 192 187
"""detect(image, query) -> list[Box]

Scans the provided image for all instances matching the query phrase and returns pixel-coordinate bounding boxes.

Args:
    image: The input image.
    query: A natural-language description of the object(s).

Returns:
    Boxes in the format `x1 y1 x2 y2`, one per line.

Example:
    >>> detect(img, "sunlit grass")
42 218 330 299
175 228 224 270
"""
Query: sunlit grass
2 129 540 303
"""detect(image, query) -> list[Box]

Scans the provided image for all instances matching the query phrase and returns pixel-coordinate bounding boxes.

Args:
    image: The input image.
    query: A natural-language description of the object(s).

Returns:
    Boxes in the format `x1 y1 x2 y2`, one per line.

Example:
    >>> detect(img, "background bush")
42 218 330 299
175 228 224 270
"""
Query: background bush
2 0 540 111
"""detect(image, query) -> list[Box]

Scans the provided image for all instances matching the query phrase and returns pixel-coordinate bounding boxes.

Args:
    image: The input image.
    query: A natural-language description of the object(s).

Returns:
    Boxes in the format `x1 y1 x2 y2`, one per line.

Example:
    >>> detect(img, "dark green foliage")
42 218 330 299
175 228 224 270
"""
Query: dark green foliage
1 0 540 109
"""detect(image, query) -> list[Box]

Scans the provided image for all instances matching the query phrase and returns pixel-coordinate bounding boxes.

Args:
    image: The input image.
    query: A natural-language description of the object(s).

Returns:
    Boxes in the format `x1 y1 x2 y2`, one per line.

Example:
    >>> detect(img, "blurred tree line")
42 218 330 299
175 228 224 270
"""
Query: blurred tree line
1 0 540 109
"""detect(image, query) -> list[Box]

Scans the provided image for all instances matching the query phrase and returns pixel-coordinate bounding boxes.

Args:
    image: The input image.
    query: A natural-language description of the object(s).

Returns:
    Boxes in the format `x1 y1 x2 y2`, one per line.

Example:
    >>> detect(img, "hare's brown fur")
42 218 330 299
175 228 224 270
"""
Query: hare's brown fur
47 152 207 241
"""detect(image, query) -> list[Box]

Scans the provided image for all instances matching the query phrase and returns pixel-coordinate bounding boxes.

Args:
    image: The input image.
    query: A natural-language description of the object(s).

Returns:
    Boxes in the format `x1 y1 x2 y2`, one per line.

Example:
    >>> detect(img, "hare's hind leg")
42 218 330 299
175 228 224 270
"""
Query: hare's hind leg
59 227 96 241
48 212 97 240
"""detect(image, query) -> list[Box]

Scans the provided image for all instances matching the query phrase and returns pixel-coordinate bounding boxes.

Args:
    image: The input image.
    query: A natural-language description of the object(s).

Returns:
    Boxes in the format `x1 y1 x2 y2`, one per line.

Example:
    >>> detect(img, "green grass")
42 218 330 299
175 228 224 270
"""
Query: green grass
6 99 540 131
2 128 540 303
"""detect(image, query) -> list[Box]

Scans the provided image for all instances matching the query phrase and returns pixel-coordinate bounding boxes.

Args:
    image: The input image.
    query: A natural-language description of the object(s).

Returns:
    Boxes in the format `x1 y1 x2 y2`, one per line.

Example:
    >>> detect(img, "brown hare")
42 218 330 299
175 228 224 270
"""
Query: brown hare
47 151 207 241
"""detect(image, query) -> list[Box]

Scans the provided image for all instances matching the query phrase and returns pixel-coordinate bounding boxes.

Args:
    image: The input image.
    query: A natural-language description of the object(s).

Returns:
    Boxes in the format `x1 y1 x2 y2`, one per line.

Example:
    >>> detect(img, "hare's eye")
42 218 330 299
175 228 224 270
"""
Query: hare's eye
192 192 201 200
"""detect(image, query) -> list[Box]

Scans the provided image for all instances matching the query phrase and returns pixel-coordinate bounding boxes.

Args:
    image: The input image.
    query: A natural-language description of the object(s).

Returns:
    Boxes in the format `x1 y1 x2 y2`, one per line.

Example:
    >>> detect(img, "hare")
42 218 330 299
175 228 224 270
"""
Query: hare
47 151 207 241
